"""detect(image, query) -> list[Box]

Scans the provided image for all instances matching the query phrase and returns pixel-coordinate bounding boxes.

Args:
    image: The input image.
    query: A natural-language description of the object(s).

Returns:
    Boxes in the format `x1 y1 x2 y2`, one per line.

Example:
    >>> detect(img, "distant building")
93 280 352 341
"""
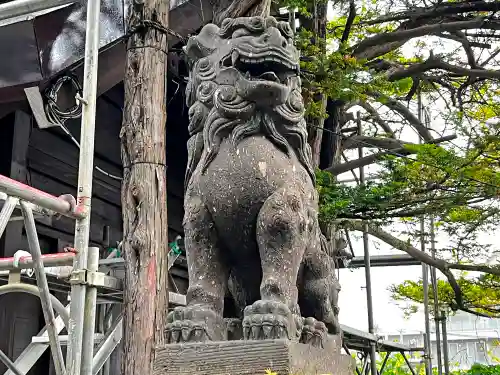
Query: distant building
381 312 500 371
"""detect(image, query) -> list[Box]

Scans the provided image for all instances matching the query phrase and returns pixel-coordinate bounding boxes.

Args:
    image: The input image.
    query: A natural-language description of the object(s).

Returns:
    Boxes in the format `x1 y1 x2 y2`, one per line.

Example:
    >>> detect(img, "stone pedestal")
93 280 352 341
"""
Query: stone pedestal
153 339 355 375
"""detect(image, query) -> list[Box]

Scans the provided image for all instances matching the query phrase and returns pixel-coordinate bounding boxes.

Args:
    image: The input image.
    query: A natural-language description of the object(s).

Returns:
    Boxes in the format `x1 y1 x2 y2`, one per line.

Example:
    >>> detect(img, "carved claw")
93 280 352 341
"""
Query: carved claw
165 306 223 343
294 314 304 340
224 318 243 340
242 300 295 340
300 317 327 348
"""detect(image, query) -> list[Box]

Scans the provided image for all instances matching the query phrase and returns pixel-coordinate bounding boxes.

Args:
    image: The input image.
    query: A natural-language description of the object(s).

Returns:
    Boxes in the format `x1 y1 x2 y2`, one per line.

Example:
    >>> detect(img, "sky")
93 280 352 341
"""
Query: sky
337 238 427 334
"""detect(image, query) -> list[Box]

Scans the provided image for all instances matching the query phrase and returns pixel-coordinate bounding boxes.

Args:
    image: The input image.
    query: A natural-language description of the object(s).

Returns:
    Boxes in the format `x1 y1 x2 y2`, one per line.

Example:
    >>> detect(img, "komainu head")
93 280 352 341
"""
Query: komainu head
183 16 315 182
184 16 301 108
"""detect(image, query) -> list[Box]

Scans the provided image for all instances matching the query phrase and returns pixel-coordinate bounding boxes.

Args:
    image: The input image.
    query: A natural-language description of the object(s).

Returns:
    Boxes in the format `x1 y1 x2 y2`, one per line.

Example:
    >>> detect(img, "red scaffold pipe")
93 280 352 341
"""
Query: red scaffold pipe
0 174 83 219
0 252 75 271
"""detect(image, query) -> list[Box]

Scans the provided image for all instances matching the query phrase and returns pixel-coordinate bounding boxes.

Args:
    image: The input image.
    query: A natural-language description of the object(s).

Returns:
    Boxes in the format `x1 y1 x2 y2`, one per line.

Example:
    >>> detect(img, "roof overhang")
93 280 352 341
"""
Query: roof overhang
0 0 211 104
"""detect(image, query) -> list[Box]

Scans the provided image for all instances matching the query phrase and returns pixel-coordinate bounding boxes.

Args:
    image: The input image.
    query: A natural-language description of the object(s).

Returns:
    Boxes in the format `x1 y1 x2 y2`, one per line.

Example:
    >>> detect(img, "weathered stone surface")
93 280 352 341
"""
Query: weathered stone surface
154 339 355 375
165 16 341 350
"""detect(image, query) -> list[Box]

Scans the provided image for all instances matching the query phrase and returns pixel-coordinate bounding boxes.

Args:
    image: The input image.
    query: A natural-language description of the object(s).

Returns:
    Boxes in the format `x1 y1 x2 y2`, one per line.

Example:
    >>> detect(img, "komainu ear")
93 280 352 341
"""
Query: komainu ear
183 23 221 64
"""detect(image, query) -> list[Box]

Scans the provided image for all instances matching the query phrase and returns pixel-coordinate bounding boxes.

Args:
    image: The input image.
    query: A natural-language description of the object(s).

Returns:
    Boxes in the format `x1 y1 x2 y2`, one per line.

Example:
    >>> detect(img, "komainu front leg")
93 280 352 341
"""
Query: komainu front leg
166 196 228 343
243 187 309 341
299 233 342 348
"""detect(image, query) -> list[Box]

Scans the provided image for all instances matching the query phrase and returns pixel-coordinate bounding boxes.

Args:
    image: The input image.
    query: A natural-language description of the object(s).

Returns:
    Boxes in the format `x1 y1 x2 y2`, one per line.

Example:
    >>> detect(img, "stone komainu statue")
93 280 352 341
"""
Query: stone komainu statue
166 16 341 347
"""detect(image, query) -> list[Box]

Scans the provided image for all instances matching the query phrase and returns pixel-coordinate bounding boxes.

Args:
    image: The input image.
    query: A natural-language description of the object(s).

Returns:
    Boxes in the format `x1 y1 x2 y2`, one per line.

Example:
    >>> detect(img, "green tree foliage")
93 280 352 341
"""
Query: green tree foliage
390 273 500 317
274 0 500 316
354 353 500 375
460 364 500 375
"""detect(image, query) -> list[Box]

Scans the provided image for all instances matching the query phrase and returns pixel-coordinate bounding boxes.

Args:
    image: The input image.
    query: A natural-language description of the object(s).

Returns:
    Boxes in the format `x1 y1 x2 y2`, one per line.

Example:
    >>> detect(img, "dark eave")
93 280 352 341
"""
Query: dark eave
0 0 212 104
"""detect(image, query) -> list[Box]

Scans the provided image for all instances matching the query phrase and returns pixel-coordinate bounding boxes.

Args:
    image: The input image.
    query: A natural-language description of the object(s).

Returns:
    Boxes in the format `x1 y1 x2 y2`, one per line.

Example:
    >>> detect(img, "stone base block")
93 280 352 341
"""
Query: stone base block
153 339 355 375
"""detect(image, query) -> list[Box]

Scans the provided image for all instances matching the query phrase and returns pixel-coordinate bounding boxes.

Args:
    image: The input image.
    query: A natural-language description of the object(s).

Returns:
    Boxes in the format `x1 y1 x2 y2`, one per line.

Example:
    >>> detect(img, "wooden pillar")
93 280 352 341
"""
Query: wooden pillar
120 0 170 374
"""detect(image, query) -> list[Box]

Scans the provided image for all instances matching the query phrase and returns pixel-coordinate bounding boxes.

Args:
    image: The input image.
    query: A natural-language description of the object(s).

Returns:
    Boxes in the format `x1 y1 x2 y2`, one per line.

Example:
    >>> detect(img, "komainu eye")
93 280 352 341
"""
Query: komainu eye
278 22 293 39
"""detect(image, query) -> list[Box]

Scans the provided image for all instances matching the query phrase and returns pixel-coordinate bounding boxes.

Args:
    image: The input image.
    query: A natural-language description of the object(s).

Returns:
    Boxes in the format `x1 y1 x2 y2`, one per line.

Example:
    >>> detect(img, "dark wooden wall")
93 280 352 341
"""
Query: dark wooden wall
0 111 49 375
0 78 190 373
24 82 187 248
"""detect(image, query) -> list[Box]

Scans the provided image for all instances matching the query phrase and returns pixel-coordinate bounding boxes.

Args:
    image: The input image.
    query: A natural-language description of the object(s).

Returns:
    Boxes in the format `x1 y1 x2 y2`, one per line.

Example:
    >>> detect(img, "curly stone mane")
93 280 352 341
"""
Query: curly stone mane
183 16 315 189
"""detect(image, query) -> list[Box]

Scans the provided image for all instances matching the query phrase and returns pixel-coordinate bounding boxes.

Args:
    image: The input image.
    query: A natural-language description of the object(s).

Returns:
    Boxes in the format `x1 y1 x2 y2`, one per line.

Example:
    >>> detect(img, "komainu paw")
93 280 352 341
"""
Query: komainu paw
225 318 243 340
300 317 327 348
242 300 295 340
165 305 223 343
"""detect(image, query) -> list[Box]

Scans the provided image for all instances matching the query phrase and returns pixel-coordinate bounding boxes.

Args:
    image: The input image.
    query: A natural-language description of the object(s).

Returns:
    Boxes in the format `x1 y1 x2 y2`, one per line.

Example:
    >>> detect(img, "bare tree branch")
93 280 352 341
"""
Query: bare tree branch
435 32 491 51
353 18 500 60
340 220 499 316
368 92 433 140
342 135 408 150
212 0 271 25
354 100 395 137
341 0 356 43
363 1 500 27
325 134 457 175
327 147 404 174
480 47 500 67
388 52 500 81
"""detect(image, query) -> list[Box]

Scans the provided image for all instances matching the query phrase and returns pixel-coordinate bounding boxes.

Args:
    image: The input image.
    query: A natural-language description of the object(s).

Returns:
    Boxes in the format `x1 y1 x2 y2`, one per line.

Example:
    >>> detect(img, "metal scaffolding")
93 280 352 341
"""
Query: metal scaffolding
0 174 186 375
0 0 184 374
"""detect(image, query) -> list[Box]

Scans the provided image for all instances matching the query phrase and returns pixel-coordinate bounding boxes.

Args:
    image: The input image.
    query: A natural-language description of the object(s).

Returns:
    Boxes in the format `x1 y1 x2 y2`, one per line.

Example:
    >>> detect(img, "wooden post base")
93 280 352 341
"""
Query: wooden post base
154 339 356 375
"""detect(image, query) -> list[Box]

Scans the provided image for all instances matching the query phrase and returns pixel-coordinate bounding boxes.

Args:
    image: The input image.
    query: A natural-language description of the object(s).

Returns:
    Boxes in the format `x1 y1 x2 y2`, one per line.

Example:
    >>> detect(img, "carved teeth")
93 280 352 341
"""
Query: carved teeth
232 50 239 66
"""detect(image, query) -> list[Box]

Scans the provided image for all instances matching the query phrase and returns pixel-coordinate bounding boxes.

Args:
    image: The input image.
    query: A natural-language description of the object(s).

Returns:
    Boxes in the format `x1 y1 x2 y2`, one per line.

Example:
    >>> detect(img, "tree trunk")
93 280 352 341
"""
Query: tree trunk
300 0 328 168
212 0 271 25
120 0 170 374
319 100 343 170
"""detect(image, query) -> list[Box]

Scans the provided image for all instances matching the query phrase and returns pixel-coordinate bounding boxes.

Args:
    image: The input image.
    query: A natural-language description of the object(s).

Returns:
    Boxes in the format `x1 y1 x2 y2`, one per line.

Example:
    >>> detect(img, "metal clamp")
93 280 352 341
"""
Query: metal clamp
69 269 121 289
69 269 107 287
8 269 21 284
86 270 107 287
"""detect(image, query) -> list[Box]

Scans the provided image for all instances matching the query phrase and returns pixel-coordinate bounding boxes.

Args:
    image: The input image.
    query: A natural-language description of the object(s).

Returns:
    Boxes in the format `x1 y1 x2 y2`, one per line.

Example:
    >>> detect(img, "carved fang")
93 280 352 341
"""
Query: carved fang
232 50 239 66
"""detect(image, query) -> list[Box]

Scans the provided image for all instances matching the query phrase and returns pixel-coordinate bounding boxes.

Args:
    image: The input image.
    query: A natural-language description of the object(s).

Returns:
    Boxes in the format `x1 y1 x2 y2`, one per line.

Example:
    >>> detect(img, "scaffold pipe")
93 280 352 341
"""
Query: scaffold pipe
0 284 70 326
0 196 18 237
81 247 99 375
0 175 82 219
0 252 75 271
21 202 66 375
0 349 23 375
66 0 101 373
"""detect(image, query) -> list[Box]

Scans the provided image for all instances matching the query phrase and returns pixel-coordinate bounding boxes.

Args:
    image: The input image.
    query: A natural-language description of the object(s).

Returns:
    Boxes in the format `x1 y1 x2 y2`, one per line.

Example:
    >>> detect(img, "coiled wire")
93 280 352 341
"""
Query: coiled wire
44 74 83 124
43 75 123 181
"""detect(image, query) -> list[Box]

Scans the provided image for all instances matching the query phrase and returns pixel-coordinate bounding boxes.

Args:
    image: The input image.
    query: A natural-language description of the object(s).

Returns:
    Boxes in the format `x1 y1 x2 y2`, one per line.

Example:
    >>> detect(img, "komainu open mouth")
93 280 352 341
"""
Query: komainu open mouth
221 49 299 84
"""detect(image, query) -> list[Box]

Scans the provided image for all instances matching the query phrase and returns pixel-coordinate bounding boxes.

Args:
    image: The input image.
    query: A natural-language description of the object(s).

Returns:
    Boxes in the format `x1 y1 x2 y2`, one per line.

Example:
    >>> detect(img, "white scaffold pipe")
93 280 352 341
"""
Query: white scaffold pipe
21 202 67 375
81 247 100 375
66 0 101 373
0 196 18 237
0 349 23 375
